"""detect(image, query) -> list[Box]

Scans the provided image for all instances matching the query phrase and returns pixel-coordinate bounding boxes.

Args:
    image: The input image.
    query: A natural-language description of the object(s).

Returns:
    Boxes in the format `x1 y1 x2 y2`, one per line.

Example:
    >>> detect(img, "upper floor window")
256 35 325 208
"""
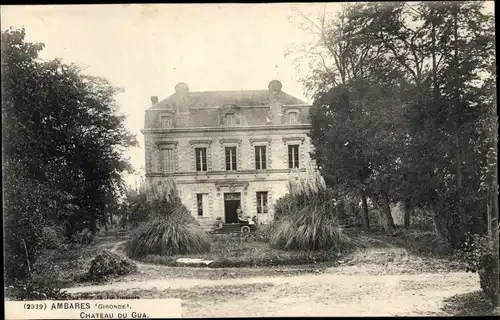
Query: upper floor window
288 112 299 124
225 147 237 171
195 147 207 172
288 145 300 169
255 146 267 170
160 148 175 173
256 191 268 214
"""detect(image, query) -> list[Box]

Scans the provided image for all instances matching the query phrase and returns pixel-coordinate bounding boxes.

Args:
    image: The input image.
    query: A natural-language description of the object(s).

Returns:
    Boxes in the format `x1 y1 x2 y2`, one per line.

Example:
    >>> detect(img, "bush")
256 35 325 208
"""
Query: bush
459 233 499 304
4 277 71 301
3 168 65 283
126 197 211 258
269 199 348 251
409 207 434 231
83 250 138 283
433 188 487 249
273 193 296 221
208 250 337 268
270 166 349 251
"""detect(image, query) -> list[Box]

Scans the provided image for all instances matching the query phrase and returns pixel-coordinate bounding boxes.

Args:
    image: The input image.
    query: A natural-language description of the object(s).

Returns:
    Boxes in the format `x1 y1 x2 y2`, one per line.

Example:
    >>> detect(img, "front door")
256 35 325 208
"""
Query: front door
224 193 241 223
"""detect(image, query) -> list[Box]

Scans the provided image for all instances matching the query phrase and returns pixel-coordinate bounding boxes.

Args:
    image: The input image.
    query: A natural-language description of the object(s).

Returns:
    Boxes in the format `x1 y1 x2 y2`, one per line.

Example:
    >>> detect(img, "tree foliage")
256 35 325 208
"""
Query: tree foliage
2 28 137 283
297 1 496 244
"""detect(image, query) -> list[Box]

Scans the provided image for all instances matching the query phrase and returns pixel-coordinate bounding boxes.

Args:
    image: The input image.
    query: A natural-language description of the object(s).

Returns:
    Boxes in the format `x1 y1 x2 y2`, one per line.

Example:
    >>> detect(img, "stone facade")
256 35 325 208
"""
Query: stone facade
141 80 313 231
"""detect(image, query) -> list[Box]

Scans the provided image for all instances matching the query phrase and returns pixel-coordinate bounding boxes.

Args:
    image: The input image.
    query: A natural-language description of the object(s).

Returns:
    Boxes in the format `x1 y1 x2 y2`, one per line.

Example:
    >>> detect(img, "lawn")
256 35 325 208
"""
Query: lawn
32 230 131 287
133 233 342 268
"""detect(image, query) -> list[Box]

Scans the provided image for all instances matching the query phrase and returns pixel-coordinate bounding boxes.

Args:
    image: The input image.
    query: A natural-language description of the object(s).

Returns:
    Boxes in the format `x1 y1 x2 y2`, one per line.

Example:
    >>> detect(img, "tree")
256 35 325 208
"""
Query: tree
297 4 408 232
298 1 495 239
2 28 137 282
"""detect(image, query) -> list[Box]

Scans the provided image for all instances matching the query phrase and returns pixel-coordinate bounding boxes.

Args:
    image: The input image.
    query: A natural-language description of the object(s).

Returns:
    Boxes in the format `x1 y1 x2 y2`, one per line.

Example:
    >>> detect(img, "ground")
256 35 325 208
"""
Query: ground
54 228 498 317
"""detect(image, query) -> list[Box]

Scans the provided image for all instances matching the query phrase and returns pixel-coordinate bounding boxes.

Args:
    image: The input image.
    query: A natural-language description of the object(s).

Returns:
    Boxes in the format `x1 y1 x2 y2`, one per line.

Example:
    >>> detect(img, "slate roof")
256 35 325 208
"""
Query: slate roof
151 90 307 110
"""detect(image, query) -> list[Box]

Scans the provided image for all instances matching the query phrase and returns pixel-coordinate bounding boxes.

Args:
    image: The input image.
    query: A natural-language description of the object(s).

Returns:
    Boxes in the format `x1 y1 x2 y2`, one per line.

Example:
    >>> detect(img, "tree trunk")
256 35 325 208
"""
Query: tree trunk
404 199 412 229
21 239 32 278
431 8 439 101
455 132 463 187
453 4 463 188
488 186 493 241
491 119 499 308
338 198 347 225
360 188 370 230
109 211 114 229
381 191 396 233
430 205 446 240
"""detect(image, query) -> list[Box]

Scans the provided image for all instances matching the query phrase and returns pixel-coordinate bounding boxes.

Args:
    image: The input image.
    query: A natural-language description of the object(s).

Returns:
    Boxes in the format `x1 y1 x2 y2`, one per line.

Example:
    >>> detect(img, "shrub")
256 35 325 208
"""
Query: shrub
126 196 211 258
83 250 138 283
273 193 296 220
4 277 71 301
270 166 349 251
255 224 272 242
411 207 434 231
459 233 499 304
3 168 67 283
269 195 348 251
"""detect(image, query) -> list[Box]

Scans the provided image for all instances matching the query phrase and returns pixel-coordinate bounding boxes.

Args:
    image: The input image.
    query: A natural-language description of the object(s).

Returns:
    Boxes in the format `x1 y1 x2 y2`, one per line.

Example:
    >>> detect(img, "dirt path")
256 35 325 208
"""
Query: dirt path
183 272 479 317
66 268 476 294
68 234 482 316
66 265 479 317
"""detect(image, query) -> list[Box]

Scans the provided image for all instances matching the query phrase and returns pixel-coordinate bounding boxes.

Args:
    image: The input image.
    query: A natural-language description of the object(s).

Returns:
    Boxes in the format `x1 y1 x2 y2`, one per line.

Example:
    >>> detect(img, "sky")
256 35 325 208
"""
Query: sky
1 3 341 187
1 2 494 187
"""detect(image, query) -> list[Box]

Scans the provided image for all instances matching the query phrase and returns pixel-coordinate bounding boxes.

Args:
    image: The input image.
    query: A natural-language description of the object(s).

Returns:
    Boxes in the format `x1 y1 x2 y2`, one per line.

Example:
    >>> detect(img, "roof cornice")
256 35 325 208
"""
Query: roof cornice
141 124 311 134
145 103 312 112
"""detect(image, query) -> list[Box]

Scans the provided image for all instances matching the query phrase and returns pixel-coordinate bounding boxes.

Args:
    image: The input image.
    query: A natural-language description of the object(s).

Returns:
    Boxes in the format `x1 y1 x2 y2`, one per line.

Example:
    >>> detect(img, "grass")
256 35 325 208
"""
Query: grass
344 227 453 257
441 290 500 316
136 233 341 268
31 229 130 287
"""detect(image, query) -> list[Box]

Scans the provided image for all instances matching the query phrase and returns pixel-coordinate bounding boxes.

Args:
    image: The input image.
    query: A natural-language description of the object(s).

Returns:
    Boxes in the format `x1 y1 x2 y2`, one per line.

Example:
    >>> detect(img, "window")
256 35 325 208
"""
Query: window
161 116 173 128
288 145 300 169
225 113 235 126
288 112 298 124
195 148 207 172
255 146 267 170
197 194 203 216
160 148 175 173
257 192 268 214
225 147 237 171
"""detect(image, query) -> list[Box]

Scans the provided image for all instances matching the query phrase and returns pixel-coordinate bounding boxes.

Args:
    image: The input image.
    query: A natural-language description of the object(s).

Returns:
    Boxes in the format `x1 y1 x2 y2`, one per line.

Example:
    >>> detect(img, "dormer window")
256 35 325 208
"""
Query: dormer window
225 113 236 126
161 116 174 128
287 111 299 124
219 104 241 126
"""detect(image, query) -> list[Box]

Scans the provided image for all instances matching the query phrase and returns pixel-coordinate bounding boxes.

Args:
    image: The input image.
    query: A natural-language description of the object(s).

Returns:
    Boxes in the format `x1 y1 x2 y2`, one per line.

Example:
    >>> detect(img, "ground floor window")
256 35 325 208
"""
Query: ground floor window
256 191 268 214
197 194 204 216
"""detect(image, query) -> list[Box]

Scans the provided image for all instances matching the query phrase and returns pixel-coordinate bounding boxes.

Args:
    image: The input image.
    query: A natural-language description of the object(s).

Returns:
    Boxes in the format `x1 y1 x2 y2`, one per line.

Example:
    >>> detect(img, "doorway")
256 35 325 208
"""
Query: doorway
224 193 241 223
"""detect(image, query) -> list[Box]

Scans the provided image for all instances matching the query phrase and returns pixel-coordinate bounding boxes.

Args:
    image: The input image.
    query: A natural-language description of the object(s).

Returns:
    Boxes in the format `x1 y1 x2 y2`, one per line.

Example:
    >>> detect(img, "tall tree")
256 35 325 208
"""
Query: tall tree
2 28 137 282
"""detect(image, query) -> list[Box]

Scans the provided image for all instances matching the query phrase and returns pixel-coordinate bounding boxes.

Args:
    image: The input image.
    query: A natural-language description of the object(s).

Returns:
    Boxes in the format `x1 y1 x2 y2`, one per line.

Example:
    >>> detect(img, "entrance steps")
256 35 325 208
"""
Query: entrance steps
213 223 243 234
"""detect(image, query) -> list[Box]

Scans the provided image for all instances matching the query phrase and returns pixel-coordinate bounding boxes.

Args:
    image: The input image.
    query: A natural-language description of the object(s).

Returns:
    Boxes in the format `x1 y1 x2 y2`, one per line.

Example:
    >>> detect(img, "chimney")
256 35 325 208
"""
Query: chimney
150 96 159 106
268 80 283 124
268 80 283 94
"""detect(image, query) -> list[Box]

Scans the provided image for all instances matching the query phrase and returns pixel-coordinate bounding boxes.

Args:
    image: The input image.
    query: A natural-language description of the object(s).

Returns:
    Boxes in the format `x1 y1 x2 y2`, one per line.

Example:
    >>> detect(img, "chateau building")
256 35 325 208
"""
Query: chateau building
141 80 313 230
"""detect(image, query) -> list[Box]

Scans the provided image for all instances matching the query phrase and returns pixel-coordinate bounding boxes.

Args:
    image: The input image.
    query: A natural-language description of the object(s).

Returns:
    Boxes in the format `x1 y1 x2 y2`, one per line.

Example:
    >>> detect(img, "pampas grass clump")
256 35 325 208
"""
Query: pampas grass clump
126 214 211 258
270 163 349 251
126 198 211 258
126 179 211 258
